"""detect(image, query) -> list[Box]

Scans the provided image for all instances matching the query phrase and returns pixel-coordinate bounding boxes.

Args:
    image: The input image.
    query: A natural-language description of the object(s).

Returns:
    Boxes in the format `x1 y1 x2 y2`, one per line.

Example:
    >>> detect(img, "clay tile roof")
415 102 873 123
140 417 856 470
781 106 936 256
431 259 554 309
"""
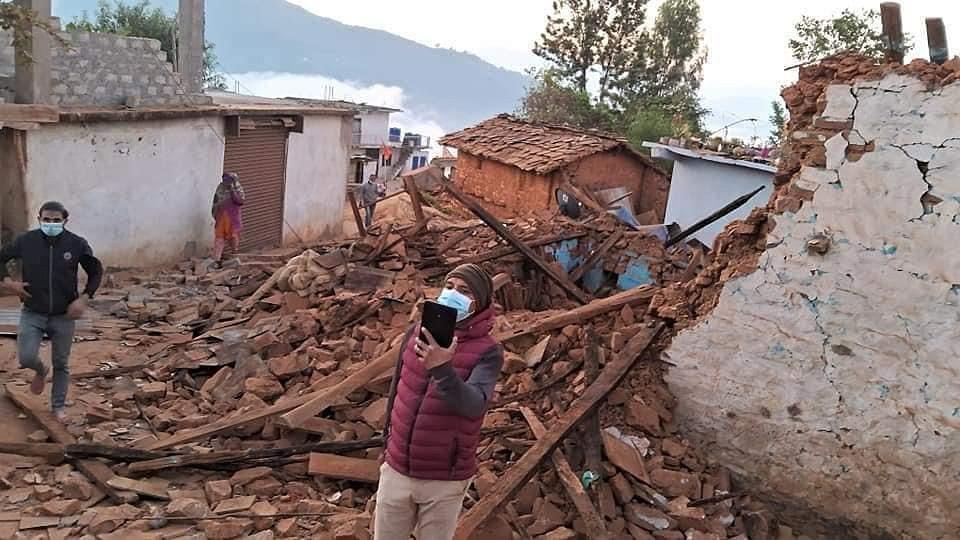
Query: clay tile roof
440 114 661 175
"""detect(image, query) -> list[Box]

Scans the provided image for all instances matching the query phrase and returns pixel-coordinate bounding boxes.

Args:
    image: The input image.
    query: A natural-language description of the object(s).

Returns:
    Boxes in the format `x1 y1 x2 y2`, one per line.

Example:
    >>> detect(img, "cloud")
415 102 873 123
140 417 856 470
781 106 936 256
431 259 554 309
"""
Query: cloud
229 72 449 153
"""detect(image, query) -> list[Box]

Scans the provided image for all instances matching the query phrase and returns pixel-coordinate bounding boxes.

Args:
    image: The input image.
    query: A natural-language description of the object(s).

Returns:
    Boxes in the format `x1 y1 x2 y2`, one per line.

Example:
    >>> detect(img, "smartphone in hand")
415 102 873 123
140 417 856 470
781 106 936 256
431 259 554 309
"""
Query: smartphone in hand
421 300 458 348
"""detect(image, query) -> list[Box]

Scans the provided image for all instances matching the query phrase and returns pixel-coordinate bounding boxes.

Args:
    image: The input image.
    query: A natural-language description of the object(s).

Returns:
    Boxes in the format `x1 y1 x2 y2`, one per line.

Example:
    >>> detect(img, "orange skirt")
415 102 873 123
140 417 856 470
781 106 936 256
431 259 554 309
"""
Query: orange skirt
214 213 238 240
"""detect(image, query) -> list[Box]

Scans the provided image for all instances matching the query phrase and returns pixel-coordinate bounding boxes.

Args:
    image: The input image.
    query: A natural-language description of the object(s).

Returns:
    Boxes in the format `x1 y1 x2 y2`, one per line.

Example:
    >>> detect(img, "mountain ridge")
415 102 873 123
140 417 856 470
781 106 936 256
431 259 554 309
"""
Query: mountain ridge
51 0 530 129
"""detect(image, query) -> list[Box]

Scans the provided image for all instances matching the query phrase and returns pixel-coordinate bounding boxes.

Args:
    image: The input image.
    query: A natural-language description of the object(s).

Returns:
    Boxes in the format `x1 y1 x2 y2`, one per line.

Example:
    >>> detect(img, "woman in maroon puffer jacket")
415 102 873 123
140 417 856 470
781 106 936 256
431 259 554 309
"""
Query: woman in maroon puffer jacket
375 264 504 540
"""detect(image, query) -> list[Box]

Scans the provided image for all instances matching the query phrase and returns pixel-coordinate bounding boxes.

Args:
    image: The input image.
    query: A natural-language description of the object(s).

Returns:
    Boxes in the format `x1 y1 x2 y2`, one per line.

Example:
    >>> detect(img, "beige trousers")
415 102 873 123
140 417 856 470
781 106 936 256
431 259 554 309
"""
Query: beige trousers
373 462 472 540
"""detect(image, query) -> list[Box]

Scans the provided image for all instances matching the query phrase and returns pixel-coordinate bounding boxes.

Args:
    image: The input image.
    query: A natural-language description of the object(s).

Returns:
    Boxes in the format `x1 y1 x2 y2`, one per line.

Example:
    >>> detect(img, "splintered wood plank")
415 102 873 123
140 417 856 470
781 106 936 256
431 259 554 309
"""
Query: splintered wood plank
4 384 137 504
308 454 380 483
453 325 664 540
276 342 400 429
521 407 609 539
497 285 656 343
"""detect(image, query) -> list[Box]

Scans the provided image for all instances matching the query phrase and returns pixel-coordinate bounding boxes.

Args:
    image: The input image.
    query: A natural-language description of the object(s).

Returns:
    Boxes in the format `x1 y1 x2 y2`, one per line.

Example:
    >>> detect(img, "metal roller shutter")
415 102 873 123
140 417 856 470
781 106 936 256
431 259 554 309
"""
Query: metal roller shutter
223 125 289 252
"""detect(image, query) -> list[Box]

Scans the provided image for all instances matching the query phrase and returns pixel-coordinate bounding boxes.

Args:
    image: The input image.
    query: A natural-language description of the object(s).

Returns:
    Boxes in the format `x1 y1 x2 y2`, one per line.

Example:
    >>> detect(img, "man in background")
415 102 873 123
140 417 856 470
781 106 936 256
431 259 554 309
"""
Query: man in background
361 173 384 229
0 201 103 423
212 172 245 265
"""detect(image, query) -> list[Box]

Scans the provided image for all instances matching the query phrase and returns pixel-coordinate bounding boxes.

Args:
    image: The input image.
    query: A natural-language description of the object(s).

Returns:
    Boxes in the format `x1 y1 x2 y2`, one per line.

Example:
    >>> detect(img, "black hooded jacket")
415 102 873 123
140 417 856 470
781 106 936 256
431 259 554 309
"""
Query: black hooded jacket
0 229 103 316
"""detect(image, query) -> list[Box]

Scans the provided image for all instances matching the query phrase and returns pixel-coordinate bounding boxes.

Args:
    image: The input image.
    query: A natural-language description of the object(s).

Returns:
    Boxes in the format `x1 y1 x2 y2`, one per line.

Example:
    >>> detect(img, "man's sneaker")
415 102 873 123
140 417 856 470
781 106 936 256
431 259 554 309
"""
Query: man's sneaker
52 409 67 424
29 372 45 395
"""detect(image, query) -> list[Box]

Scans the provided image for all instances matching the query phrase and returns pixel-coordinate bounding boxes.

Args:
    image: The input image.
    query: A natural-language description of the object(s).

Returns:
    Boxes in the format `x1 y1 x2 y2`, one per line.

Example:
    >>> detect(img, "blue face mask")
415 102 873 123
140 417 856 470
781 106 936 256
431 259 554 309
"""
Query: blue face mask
437 288 473 322
40 222 64 237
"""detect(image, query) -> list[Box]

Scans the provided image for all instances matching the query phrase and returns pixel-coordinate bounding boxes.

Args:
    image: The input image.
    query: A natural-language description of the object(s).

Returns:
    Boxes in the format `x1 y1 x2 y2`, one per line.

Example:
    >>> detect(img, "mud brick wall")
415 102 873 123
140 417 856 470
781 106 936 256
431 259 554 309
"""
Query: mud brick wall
0 29 188 106
454 150 669 220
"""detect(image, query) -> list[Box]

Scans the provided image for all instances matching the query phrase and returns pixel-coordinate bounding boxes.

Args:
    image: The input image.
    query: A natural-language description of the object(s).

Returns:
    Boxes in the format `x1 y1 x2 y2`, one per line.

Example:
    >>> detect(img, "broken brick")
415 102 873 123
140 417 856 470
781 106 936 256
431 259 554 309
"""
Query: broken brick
202 517 254 540
625 400 661 434
204 479 233 506
268 354 309 379
244 377 284 400
650 469 702 499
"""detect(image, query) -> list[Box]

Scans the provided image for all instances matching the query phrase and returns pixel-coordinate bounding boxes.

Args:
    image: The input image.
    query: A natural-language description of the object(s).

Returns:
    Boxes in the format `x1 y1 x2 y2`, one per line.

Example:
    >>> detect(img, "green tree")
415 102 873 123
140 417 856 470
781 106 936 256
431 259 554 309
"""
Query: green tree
67 0 227 90
788 8 912 63
616 0 708 135
530 0 707 137
623 106 676 147
0 1 65 59
517 68 614 130
533 0 648 104
768 100 787 147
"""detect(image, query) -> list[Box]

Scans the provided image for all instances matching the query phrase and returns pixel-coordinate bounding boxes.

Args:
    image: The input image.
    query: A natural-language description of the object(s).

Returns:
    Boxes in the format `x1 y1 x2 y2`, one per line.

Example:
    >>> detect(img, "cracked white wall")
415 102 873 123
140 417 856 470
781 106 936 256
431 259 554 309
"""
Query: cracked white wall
665 73 960 538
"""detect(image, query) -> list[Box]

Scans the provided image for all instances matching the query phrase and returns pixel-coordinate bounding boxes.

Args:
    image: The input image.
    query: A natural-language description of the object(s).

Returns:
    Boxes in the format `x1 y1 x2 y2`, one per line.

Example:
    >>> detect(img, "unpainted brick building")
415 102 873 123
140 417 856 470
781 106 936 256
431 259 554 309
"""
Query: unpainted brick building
441 115 669 222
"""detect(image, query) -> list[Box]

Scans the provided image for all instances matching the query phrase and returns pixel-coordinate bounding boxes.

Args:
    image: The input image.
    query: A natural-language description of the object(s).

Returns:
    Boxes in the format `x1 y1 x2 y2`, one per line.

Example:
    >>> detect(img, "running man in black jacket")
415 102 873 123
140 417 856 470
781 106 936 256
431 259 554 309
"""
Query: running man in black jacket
0 202 103 422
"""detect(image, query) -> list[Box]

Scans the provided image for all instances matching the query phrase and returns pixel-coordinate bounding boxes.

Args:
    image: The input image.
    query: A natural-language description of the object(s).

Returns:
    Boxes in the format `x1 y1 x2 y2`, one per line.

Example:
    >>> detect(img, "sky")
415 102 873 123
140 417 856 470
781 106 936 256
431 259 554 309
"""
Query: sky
275 0 960 141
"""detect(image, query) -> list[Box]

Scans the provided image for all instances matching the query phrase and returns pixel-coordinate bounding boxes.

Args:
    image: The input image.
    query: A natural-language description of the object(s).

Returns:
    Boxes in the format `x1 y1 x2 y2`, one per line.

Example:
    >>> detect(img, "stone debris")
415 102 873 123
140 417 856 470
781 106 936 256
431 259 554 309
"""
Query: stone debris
0 150 846 540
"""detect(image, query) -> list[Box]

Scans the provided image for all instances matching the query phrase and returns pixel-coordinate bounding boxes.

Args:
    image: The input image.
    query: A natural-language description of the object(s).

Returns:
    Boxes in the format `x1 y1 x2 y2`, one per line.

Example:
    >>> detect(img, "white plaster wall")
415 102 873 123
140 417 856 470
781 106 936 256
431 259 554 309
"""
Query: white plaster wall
665 74 960 537
663 159 772 246
358 111 390 147
25 118 225 267
284 115 350 244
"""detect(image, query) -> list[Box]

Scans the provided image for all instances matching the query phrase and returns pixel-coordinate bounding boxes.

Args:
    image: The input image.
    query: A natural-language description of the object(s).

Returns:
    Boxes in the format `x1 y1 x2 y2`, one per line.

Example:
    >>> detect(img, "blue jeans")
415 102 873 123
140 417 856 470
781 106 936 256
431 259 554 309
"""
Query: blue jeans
17 310 75 411
365 204 376 228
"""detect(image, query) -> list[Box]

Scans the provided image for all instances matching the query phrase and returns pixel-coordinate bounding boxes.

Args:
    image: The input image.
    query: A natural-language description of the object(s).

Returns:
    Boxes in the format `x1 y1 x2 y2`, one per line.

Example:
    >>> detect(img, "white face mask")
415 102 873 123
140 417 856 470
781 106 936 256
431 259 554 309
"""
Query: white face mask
437 288 473 322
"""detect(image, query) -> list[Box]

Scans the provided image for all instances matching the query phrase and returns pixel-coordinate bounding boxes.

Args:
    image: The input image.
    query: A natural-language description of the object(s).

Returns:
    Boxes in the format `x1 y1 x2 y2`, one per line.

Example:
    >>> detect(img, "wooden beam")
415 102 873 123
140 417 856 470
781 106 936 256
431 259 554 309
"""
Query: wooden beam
5 385 137 504
496 285 655 344
276 342 401 429
453 325 665 539
560 181 606 214
881 2 905 64
581 329 604 475
347 190 367 237
445 183 591 305
521 407 609 540
569 230 623 283
926 18 949 65
308 454 380 483
403 175 426 228
427 232 588 277
129 438 382 474
140 391 325 451
0 104 59 123
0 442 65 462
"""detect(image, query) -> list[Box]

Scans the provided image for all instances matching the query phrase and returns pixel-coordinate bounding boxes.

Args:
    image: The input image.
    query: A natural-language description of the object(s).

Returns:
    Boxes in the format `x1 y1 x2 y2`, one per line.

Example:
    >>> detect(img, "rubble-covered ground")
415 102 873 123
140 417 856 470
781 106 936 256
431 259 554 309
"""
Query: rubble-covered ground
0 186 820 540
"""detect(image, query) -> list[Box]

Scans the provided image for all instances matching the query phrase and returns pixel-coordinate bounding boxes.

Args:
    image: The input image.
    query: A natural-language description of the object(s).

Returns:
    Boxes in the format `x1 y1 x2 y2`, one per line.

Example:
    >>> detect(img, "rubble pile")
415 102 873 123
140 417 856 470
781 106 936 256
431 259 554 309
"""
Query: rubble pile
0 186 798 539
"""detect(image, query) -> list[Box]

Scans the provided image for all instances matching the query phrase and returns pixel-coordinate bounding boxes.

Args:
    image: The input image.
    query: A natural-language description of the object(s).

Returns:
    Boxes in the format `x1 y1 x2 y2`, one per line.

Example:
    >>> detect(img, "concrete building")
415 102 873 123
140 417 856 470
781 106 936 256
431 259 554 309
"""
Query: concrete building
440 115 670 221
0 7 357 267
328 103 431 183
1 95 355 267
643 142 777 246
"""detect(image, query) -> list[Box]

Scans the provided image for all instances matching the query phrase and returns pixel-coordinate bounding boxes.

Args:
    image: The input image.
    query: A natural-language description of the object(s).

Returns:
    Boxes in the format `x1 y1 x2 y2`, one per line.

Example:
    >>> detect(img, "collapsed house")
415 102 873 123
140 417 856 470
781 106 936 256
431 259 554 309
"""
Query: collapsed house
441 115 671 224
0 173 799 539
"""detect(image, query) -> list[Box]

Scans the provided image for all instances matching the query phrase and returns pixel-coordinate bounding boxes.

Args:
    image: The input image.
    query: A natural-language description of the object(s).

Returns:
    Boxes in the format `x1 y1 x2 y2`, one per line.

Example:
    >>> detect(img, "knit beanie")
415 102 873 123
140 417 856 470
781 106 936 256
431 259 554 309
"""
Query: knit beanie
446 264 493 313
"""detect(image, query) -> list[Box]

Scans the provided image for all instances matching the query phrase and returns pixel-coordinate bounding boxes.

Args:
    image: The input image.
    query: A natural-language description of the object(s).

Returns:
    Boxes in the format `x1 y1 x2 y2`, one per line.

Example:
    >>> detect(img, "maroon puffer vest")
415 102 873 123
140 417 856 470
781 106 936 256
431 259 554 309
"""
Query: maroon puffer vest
385 307 497 481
